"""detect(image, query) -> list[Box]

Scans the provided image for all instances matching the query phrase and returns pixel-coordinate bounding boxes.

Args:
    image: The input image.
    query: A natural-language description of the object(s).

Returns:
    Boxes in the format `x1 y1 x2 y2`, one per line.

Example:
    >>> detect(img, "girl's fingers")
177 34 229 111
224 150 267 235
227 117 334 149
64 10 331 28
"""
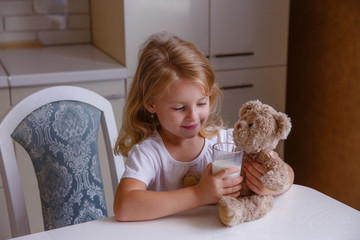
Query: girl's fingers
244 162 263 180
245 166 272 195
203 163 213 175
250 161 266 174
223 183 242 196
226 191 241 198
245 177 262 195
223 176 243 187
244 165 263 190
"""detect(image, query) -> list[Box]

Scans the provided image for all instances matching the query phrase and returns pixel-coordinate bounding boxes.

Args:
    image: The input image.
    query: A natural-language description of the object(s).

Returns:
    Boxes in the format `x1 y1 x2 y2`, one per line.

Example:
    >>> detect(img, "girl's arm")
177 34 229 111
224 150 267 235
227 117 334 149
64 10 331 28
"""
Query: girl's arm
243 162 294 196
113 164 243 221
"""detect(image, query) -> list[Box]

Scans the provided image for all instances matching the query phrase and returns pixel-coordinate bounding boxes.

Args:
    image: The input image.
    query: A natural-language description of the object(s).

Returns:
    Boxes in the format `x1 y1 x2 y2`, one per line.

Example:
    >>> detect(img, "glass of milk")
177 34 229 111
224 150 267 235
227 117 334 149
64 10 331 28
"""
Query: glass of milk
212 142 243 179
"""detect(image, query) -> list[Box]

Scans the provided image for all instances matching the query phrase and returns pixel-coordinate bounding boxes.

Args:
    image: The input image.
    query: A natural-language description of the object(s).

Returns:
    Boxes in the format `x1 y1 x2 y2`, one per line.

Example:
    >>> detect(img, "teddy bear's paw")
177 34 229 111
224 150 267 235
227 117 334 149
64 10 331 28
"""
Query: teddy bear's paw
183 171 201 188
245 195 274 221
218 196 245 227
261 170 290 192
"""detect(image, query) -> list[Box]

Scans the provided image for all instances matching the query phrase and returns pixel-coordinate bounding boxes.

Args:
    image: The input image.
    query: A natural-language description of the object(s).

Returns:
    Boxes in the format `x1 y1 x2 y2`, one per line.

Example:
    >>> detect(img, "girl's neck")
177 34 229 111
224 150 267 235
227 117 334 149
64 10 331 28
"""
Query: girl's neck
158 130 205 162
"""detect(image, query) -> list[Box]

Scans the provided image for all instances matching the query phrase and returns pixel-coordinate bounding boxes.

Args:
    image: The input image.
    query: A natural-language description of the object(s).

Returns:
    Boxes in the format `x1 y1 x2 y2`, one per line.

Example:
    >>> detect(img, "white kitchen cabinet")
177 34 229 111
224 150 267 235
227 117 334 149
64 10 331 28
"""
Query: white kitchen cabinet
217 67 287 127
0 63 11 240
210 0 290 158
209 0 290 70
0 89 10 119
124 0 209 78
0 65 10 119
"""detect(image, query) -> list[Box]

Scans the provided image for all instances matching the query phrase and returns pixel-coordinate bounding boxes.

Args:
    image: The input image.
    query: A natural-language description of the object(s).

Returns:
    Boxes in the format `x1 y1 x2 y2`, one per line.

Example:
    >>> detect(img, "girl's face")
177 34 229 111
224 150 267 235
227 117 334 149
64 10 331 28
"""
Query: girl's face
146 80 210 141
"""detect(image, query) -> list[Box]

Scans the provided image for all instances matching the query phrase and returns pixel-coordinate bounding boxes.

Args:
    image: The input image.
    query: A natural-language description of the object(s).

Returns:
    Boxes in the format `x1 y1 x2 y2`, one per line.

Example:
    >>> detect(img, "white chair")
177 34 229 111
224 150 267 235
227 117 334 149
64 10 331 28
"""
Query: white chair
0 86 125 238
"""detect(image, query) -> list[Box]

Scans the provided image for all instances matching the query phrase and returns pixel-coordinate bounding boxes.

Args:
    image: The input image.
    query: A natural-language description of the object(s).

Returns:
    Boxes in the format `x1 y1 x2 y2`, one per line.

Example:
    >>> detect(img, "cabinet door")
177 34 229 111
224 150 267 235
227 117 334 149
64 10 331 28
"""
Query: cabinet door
124 0 209 77
0 88 11 240
0 88 10 119
210 0 289 70
216 67 287 127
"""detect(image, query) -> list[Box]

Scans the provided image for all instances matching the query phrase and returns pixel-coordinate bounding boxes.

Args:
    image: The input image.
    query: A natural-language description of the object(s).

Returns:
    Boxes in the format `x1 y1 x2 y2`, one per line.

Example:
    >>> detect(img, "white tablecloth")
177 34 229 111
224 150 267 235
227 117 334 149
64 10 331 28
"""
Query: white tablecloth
12 185 360 240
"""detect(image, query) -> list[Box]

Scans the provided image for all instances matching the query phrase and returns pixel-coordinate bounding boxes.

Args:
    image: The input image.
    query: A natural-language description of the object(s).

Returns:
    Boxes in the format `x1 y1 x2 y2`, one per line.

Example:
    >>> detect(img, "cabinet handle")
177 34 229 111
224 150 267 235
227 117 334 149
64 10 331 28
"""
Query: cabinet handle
220 84 254 90
215 52 254 58
104 94 125 100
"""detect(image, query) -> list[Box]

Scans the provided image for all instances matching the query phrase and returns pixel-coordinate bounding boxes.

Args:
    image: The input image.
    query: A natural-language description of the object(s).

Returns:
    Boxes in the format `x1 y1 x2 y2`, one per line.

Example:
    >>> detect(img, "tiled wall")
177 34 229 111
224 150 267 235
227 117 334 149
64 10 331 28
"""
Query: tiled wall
0 0 91 45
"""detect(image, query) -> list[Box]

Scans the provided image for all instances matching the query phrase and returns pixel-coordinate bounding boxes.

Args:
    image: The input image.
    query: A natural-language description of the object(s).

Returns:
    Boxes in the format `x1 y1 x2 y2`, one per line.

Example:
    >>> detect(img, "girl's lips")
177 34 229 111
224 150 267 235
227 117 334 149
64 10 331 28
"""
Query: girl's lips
182 123 199 130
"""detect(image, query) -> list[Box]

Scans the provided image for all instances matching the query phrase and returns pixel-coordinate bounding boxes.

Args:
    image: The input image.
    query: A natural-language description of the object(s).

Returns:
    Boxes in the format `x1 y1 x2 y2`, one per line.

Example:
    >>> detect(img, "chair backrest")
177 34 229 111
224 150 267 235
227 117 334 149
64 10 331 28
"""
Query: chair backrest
0 86 125 238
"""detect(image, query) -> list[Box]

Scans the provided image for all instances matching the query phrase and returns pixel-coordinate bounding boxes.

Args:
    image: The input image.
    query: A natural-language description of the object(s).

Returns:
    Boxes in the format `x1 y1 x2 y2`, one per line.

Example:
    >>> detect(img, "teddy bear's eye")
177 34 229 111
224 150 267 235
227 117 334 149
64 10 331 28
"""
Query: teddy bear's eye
248 123 254 128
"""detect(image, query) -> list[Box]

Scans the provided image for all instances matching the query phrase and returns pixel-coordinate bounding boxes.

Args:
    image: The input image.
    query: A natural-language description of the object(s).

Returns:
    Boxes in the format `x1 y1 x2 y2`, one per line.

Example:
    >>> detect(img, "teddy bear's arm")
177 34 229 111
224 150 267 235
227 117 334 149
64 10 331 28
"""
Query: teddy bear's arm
259 152 290 192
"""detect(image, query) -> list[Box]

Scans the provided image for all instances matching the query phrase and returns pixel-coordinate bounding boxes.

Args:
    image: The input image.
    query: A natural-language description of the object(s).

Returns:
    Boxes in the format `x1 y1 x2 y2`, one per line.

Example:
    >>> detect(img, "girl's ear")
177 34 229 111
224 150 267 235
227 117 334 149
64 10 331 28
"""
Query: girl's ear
145 102 155 114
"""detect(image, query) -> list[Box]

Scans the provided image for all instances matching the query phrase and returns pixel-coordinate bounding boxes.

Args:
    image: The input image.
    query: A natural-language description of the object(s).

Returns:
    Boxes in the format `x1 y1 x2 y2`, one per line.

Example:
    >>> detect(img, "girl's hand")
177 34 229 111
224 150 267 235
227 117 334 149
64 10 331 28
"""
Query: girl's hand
243 161 293 196
243 161 275 195
193 163 243 205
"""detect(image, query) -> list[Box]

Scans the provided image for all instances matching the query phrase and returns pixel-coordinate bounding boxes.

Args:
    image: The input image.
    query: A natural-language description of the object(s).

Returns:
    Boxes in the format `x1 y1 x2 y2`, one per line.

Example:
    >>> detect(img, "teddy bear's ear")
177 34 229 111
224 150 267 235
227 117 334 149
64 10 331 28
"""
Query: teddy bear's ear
274 112 292 140
239 100 262 117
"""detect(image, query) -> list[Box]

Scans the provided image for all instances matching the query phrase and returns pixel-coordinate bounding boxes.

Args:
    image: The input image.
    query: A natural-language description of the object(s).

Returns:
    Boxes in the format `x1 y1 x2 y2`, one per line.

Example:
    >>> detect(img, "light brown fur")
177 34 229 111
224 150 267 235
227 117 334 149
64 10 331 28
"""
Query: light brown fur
218 100 291 226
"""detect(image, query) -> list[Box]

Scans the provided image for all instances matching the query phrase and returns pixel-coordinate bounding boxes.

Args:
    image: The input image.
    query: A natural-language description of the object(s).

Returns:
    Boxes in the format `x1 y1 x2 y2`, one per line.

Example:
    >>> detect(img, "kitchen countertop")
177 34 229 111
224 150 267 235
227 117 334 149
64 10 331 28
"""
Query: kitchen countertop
0 45 128 87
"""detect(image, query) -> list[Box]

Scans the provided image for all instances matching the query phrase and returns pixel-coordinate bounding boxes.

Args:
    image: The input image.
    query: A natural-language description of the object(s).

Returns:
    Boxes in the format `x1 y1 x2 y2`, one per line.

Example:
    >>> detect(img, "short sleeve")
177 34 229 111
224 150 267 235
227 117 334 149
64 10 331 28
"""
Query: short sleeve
122 144 158 187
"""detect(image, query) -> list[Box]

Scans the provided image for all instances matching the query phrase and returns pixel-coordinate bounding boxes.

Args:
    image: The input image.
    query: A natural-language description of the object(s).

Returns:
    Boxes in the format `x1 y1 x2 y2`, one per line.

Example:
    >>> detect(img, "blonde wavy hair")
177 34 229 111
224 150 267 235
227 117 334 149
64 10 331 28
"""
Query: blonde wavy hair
114 32 223 157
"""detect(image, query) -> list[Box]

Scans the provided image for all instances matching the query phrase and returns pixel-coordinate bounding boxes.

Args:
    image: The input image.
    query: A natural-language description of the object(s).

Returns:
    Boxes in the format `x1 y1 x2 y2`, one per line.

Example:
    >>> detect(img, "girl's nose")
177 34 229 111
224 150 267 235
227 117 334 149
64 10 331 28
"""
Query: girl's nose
187 107 197 120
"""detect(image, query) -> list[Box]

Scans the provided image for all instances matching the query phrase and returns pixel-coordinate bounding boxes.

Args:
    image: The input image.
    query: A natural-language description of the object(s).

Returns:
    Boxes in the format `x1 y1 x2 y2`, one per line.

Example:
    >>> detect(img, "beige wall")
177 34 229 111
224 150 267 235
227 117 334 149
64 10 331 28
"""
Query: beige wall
286 0 360 210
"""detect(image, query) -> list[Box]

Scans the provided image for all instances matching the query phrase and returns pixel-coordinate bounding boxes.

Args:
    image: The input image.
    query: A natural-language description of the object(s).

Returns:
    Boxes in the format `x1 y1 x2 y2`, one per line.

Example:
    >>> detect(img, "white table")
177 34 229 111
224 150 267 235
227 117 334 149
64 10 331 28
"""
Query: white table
11 185 360 240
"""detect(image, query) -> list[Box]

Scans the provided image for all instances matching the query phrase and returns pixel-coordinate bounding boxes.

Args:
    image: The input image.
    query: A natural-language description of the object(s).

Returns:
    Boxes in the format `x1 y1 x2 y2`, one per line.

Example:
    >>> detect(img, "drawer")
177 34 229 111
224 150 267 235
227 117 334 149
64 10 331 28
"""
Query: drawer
210 0 289 70
216 66 287 127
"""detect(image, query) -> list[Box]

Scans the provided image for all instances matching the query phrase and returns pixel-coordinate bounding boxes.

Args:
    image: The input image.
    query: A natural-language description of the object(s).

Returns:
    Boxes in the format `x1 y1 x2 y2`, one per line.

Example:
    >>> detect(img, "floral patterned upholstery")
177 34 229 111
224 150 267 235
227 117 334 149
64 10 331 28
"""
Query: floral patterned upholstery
11 100 108 230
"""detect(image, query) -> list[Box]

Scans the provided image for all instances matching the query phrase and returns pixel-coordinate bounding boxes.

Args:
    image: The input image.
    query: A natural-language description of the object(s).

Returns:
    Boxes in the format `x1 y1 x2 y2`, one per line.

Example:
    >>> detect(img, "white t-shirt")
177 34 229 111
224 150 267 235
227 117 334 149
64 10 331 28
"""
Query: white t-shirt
122 128 234 191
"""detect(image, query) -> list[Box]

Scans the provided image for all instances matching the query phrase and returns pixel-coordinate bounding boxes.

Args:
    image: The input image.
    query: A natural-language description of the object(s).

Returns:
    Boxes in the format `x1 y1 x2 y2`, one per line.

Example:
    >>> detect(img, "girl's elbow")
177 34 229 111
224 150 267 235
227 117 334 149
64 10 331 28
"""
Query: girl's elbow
113 201 132 222
114 212 127 222
114 208 128 222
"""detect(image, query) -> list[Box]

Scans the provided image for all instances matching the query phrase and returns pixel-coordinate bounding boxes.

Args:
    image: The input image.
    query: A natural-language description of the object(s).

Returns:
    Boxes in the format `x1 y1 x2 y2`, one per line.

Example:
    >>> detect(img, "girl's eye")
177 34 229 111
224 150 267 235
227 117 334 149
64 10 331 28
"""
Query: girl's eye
173 106 185 111
197 102 207 106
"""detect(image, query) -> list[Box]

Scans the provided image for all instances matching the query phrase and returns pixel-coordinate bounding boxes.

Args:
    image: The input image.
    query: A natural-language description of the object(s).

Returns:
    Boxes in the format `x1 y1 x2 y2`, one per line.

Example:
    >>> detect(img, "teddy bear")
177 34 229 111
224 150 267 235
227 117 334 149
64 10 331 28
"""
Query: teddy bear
183 100 292 227
217 100 292 226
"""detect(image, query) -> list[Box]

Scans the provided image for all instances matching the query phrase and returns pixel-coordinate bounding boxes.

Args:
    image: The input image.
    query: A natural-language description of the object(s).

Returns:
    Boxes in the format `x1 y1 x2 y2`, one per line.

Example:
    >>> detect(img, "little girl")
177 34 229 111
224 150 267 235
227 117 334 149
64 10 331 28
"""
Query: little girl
113 32 294 221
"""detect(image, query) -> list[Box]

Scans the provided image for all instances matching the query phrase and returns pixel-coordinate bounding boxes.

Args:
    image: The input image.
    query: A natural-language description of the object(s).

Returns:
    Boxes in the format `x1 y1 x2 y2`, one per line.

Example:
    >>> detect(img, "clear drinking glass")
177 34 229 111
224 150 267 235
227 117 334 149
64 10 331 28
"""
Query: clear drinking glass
212 142 243 179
